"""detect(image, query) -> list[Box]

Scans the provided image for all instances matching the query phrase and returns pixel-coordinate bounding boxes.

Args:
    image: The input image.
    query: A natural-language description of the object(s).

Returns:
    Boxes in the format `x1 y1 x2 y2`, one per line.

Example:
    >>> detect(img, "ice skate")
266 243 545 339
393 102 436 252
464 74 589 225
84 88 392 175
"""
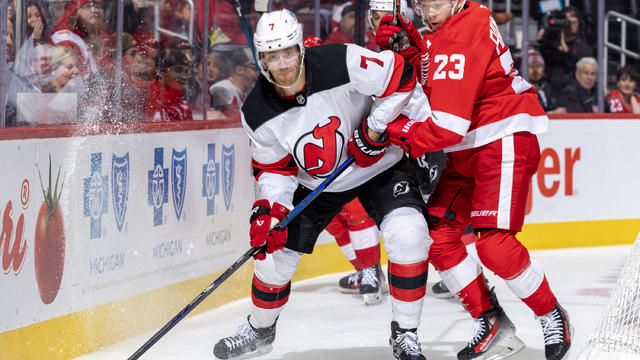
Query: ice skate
432 280 454 299
457 292 525 360
338 271 361 294
537 302 572 360
360 263 388 305
389 321 427 360
213 316 276 359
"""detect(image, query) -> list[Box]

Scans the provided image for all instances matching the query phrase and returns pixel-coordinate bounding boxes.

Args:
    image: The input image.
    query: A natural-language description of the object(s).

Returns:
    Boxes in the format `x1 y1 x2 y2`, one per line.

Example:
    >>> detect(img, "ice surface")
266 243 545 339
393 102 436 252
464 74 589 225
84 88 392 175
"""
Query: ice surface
75 245 631 360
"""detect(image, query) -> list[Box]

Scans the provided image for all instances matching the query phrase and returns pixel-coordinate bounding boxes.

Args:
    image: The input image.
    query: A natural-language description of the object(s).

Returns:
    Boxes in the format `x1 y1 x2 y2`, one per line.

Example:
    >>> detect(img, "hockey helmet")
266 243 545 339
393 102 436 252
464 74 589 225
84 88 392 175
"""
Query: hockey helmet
412 0 466 32
254 9 305 87
368 0 414 32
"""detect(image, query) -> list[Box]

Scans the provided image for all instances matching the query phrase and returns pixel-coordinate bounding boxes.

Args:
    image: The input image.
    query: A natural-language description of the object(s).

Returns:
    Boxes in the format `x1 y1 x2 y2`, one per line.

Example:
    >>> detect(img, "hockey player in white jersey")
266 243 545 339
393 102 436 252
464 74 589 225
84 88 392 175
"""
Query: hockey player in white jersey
213 9 433 360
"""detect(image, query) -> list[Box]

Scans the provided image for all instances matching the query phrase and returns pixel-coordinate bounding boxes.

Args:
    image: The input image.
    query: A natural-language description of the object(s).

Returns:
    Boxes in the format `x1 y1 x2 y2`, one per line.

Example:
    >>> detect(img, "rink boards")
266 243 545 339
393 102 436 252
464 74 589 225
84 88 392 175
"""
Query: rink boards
0 116 639 359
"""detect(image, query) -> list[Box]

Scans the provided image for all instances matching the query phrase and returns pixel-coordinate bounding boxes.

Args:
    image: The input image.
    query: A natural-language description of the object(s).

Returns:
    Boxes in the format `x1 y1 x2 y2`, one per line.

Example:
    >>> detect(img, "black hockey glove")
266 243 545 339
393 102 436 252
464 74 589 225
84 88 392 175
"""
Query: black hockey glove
347 119 390 168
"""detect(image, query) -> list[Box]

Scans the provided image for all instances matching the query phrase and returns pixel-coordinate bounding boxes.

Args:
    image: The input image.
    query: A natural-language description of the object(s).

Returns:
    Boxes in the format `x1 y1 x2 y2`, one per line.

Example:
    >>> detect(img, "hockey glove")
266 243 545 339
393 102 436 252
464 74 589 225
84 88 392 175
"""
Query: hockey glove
249 200 291 260
386 114 423 158
347 119 390 168
376 15 424 51
376 15 430 85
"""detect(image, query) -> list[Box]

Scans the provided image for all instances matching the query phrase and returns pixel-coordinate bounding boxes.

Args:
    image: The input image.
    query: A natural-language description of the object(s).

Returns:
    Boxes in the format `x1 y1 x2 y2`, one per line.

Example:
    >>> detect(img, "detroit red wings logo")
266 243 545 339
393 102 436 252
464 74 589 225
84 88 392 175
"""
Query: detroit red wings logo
293 116 345 178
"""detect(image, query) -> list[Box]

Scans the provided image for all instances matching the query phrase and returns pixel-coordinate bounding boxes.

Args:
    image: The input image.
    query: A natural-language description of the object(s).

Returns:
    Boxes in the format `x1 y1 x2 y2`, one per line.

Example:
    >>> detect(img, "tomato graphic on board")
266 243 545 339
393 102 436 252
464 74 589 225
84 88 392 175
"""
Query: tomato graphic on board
34 156 65 304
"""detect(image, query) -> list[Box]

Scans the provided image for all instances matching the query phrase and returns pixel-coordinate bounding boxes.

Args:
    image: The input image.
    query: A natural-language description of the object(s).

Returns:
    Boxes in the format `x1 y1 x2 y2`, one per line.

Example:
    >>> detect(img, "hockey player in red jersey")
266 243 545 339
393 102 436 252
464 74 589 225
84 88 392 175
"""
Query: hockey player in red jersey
375 1 573 359
214 9 434 360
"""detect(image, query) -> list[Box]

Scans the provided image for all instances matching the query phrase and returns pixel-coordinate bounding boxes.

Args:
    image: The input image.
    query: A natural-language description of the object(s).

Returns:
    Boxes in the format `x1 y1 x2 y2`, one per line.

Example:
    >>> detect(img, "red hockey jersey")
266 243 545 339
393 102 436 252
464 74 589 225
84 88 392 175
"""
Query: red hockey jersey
606 89 640 113
406 1 547 154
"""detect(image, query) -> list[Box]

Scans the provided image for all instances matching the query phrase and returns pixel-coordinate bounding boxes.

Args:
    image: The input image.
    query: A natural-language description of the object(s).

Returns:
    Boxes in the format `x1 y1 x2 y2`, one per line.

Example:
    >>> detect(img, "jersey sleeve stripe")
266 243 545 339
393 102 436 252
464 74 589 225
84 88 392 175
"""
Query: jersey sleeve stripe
431 110 472 136
252 155 299 181
380 53 416 98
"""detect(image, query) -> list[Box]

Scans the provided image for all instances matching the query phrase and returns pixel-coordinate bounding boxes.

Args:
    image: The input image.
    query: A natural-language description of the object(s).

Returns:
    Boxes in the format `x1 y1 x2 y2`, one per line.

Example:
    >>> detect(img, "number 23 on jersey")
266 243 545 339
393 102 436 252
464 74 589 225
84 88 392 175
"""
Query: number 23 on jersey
432 54 465 80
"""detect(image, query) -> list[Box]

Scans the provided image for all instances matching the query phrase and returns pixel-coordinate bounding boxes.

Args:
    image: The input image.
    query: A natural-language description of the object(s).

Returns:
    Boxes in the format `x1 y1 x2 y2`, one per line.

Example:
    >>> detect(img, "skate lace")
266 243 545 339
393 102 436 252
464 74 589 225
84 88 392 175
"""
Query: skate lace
347 271 361 286
397 331 422 355
539 309 564 345
223 320 258 350
360 266 379 287
469 316 489 346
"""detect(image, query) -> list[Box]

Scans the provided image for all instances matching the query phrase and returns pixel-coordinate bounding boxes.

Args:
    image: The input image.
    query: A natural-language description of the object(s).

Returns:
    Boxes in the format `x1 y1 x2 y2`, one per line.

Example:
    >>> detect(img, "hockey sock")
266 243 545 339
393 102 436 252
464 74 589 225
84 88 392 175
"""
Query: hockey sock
250 275 291 328
327 216 361 269
522 276 557 316
388 260 428 329
349 224 381 269
477 229 556 316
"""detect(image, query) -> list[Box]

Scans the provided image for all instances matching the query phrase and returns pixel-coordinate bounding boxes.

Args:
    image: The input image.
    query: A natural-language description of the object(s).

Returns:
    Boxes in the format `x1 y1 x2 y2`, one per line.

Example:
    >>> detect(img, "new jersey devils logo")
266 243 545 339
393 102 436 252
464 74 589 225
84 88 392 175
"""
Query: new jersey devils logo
293 116 344 178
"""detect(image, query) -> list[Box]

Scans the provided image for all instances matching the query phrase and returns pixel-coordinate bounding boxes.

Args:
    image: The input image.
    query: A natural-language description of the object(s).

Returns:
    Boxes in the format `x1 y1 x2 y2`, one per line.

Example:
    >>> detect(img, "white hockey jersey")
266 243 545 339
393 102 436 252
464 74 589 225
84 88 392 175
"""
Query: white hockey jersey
241 43 427 208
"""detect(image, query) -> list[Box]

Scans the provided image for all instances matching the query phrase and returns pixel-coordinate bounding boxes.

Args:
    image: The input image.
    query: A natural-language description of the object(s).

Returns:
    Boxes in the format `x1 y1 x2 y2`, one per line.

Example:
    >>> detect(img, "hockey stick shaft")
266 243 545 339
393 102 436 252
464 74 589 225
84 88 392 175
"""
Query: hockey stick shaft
391 0 401 51
228 0 260 71
127 156 354 360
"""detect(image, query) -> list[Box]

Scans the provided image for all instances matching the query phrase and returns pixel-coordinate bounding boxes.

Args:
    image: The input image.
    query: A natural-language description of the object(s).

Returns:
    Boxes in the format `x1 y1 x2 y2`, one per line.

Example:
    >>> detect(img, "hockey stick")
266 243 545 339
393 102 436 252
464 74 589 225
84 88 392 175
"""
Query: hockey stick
227 0 260 71
127 156 355 360
391 0 402 52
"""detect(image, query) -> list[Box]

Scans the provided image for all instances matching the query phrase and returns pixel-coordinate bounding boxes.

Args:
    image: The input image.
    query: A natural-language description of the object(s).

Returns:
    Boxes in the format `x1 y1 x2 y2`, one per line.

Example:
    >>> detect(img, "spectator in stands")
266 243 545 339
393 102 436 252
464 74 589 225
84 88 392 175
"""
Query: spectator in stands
160 48 193 121
26 2 50 46
606 65 640 114
7 0 16 24
527 48 565 113
41 46 84 93
50 0 112 74
324 3 376 50
210 50 258 116
557 57 598 113
5 16 15 64
5 17 24 126
212 0 248 44
14 2 51 80
539 6 593 93
190 51 226 118
46 0 72 29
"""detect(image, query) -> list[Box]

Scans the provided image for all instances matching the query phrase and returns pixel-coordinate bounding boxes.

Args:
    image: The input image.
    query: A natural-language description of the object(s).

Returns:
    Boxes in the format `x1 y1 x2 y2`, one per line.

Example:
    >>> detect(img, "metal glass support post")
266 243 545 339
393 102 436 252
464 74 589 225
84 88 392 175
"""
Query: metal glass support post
115 0 125 124
521 0 529 81
355 0 365 46
202 0 209 120
597 0 604 112
314 0 321 38
0 0 8 128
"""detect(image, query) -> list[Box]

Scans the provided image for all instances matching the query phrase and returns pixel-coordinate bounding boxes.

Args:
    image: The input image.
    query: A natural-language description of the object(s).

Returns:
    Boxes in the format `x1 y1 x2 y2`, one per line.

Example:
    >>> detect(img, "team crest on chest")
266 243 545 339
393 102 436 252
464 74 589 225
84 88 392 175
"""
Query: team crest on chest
293 115 345 178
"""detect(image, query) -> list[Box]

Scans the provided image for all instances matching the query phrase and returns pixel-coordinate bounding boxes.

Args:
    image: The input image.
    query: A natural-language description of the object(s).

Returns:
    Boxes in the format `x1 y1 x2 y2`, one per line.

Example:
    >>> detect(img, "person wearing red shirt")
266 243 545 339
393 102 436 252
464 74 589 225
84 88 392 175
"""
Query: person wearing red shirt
606 65 640 114
49 0 112 74
376 1 572 359
324 3 377 51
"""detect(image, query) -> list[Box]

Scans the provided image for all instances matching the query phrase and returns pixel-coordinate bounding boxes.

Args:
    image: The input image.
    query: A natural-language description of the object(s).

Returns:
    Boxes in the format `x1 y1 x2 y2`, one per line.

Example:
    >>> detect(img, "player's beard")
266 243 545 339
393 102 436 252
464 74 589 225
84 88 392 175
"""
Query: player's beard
272 61 302 88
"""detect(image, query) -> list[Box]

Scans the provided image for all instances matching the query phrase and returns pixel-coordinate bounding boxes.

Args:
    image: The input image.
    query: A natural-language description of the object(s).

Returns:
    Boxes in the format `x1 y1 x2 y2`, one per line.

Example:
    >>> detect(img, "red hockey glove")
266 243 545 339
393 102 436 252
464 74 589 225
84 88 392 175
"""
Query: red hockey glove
377 15 430 85
249 200 290 260
376 15 425 52
347 119 390 168
386 114 422 158
376 15 403 51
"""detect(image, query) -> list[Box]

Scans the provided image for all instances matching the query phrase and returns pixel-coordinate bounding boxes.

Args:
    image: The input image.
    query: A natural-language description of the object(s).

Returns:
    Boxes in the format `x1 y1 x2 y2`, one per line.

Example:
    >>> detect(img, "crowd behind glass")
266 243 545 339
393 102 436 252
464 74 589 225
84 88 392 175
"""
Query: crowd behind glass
2 0 639 127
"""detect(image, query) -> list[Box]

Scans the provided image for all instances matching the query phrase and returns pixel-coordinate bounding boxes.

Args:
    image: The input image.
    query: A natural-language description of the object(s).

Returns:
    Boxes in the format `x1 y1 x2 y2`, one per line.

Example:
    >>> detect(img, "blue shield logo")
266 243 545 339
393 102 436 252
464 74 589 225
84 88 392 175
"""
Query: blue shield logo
83 153 109 239
148 148 169 226
222 145 235 210
202 144 219 216
171 148 188 220
112 152 130 232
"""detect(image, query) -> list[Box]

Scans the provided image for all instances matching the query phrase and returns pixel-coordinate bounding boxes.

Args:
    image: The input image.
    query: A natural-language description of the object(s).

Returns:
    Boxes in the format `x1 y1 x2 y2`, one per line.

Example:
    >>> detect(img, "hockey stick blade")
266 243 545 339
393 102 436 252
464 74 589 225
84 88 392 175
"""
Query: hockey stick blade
127 156 354 360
